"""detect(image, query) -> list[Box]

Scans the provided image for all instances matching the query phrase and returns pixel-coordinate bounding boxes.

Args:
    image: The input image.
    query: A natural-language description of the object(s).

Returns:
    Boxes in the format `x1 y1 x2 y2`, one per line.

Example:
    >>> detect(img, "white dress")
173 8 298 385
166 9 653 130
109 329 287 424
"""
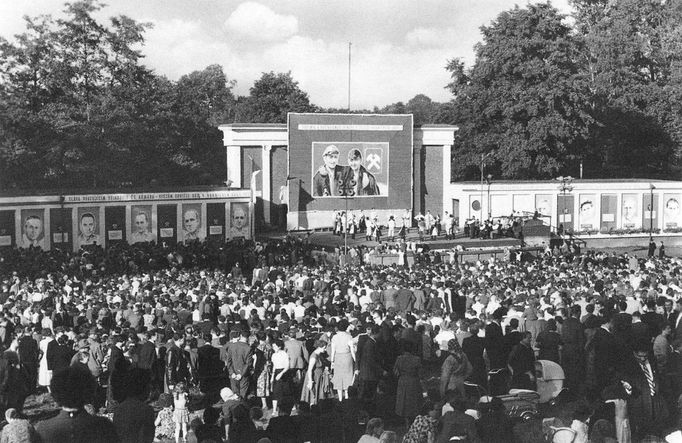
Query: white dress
38 337 53 387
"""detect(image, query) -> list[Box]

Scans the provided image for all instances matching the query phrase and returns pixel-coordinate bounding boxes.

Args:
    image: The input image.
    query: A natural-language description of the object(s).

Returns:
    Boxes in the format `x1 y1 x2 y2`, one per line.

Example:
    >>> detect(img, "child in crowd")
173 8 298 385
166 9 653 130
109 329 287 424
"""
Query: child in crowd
154 393 175 442
172 382 190 443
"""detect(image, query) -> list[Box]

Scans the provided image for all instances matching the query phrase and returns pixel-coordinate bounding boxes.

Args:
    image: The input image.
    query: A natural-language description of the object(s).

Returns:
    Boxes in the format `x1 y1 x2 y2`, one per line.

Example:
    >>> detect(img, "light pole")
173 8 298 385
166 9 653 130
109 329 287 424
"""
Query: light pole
344 194 349 254
480 153 491 220
556 176 574 234
485 174 493 220
649 183 656 241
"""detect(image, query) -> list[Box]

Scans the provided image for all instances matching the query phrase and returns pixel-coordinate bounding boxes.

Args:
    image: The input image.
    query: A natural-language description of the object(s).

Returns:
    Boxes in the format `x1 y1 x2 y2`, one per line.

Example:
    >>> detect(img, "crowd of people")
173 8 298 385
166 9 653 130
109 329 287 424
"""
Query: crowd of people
0 234 680 442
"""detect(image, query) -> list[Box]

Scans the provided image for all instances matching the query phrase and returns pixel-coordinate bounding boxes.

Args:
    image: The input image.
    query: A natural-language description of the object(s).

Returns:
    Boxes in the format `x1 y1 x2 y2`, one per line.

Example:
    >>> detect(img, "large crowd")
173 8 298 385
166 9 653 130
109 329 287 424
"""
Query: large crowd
0 234 680 442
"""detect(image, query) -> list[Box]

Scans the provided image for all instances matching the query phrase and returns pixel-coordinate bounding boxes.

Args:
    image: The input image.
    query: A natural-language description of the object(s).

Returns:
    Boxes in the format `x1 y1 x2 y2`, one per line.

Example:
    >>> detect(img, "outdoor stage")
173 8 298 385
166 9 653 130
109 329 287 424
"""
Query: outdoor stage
259 228 523 251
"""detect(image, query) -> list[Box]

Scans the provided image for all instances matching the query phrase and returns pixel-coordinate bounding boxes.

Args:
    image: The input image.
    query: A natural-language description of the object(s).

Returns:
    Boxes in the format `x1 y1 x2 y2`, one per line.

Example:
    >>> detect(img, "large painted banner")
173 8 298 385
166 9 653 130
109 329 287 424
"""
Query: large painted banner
76 207 102 248
663 194 681 229
288 113 413 227
311 142 388 197
206 203 226 242
579 194 597 230
20 209 46 249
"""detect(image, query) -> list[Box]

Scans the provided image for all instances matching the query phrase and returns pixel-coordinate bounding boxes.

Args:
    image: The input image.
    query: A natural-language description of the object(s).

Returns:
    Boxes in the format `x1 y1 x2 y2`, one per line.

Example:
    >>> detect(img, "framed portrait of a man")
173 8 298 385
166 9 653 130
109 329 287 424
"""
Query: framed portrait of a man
228 202 250 239
76 207 101 248
664 194 681 228
181 203 204 243
20 209 45 249
130 205 156 244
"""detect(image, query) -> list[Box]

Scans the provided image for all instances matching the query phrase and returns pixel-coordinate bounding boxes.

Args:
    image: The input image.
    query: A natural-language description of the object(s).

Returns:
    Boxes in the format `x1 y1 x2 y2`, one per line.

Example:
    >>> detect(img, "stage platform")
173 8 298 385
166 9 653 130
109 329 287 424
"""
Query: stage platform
258 229 523 251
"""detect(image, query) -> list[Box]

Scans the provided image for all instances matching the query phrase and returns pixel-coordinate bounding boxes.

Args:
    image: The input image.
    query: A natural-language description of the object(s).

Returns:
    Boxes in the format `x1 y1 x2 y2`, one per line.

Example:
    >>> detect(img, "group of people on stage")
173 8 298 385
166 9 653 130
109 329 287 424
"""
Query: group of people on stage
332 209 459 244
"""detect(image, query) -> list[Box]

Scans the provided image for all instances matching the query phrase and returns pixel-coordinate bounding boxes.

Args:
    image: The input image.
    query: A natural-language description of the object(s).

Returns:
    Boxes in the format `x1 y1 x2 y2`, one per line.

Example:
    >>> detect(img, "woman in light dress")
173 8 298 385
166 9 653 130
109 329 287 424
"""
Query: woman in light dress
37 329 53 392
330 319 355 401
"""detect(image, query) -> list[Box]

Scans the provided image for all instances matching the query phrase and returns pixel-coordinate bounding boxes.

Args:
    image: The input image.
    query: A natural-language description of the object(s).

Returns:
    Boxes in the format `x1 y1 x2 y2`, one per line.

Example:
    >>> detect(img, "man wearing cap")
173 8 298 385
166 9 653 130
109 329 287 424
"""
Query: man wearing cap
313 144 345 197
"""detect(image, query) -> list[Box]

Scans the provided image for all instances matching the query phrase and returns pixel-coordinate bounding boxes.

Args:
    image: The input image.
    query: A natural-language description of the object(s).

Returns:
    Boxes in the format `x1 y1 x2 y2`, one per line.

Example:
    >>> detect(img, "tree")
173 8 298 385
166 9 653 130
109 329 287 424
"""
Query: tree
571 0 682 177
0 0 155 188
235 71 317 123
444 4 593 180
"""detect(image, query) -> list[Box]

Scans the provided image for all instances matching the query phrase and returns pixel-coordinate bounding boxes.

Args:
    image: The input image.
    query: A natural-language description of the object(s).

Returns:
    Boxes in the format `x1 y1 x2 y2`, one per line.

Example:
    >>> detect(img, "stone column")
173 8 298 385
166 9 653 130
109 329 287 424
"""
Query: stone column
226 145 241 188
262 144 272 224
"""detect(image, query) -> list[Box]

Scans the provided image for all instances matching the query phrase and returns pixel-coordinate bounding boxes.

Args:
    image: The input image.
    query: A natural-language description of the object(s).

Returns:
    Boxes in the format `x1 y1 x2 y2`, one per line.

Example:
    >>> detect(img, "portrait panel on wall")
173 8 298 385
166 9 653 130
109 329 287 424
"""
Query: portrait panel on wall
579 194 597 230
76 207 102 248
228 202 250 239
311 142 389 197
130 205 156 244
181 203 204 242
621 194 639 229
20 209 45 249
664 194 681 228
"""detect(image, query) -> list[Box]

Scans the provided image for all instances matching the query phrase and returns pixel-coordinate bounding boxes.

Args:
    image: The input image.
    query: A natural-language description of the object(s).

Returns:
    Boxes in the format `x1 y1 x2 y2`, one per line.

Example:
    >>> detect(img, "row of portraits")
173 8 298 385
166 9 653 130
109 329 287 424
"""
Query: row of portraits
469 193 681 230
0 201 250 250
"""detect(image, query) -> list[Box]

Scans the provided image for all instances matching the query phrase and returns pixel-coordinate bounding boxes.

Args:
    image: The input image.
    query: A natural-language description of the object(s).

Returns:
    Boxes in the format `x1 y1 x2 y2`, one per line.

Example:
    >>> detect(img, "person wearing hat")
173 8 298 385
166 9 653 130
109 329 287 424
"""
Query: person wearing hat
342 148 380 196
313 144 345 197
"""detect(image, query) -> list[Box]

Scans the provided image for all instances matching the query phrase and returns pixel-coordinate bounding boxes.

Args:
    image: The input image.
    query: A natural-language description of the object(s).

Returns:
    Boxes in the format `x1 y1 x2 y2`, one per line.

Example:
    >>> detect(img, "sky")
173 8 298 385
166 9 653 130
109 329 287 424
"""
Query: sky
0 0 573 110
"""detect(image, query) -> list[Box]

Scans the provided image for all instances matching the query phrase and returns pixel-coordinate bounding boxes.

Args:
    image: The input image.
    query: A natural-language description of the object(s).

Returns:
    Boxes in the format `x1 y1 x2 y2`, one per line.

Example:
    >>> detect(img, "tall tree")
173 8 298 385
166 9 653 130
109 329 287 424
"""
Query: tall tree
235 71 317 123
571 0 682 177
445 3 593 180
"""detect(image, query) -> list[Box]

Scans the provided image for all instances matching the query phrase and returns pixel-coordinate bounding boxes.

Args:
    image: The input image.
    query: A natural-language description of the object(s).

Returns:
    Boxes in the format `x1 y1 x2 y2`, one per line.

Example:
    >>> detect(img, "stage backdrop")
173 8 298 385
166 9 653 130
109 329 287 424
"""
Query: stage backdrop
288 113 413 229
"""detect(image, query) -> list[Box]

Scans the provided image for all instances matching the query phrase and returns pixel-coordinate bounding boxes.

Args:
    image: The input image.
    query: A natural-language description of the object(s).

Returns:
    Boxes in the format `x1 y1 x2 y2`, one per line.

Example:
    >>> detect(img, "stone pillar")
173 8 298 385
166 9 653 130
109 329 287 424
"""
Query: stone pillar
262 144 272 224
226 145 241 188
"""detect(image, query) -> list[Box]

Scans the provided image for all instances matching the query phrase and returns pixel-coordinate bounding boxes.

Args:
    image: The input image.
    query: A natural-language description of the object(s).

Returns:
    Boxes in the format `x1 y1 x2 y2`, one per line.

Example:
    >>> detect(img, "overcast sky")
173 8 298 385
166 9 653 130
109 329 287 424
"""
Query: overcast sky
0 0 572 109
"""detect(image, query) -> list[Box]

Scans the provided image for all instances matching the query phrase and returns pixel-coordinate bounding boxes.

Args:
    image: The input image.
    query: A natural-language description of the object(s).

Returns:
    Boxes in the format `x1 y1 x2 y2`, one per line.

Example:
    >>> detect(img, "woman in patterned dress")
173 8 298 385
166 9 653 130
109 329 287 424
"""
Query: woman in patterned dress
253 332 273 410
402 401 439 443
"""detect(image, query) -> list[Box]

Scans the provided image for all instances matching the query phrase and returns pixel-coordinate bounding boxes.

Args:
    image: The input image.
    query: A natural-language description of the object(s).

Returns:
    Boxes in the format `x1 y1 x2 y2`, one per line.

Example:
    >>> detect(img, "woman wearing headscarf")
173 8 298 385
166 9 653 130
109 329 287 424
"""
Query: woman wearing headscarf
439 338 472 398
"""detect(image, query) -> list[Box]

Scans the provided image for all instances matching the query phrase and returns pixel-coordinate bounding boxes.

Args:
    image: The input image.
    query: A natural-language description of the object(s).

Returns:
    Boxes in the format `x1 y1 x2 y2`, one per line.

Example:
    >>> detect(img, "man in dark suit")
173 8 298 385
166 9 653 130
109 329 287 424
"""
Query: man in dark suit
165 334 189 393
135 330 157 371
462 322 486 387
357 325 383 403
226 330 253 398
17 327 39 394
641 299 665 342
621 337 669 440
485 309 506 394
197 332 224 393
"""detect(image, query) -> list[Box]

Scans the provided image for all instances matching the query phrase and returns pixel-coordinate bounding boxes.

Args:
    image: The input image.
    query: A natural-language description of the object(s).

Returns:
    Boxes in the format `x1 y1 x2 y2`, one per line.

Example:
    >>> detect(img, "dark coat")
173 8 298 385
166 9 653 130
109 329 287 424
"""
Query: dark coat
358 337 383 381
35 410 119 443
135 341 157 371
484 321 506 369
197 344 223 379
165 344 190 387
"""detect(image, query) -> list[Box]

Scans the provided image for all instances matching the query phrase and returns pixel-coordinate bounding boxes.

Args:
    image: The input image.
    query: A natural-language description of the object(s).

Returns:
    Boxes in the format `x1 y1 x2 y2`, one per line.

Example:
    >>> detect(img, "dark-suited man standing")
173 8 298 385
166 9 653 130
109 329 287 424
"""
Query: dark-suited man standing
226 330 253 399
621 337 669 440
135 330 157 371
197 332 224 393
357 325 383 403
485 309 506 395
165 335 190 393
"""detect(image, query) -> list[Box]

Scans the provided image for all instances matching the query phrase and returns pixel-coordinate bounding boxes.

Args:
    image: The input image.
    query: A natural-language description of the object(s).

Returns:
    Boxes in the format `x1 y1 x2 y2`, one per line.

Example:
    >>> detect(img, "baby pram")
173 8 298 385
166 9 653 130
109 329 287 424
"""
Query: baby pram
463 359 565 421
